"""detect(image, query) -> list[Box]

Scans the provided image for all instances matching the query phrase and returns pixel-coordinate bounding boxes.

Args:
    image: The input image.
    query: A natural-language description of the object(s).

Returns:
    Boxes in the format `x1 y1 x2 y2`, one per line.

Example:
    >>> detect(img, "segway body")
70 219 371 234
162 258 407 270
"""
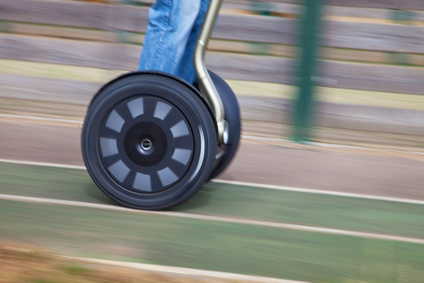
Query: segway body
81 0 240 210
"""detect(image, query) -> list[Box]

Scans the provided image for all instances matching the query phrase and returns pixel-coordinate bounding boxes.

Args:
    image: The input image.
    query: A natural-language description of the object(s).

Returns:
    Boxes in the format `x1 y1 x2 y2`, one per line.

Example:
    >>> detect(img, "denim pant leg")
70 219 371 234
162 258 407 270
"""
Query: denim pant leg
138 0 202 83
175 0 210 84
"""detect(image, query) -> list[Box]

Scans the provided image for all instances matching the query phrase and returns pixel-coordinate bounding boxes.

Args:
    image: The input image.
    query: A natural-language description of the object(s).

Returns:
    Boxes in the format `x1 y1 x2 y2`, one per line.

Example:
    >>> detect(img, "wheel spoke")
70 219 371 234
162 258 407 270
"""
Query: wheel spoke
132 172 152 192
172 148 192 166
154 101 172 120
108 160 130 183
100 137 119 158
106 110 125 133
157 167 179 187
127 98 144 119
170 120 190 138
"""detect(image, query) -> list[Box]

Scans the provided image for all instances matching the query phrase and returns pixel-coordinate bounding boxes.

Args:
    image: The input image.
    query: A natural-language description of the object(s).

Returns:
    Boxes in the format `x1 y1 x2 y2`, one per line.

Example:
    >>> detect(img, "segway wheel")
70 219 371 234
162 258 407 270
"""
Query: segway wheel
81 72 217 210
207 71 241 179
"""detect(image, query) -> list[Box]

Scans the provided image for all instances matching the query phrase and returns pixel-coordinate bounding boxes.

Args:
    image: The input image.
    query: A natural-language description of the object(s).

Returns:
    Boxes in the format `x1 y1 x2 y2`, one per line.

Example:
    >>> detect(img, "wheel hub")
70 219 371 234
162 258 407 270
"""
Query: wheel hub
141 138 153 151
124 122 168 167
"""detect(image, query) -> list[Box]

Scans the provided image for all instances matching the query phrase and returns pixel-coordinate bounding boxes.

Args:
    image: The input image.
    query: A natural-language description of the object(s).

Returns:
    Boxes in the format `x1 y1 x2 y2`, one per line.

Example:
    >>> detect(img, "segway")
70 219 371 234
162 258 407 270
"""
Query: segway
81 0 240 210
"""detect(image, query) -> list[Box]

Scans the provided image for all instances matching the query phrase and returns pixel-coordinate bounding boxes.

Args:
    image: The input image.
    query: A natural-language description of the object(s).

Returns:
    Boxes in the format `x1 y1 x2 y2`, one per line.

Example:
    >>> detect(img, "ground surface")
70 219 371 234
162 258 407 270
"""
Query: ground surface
1 60 424 282
1 244 270 283
1 115 424 282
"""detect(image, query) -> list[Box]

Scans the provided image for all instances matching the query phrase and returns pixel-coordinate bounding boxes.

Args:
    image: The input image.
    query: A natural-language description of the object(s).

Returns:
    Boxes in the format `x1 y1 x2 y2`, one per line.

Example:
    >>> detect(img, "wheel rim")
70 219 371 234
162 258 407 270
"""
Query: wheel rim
98 95 195 193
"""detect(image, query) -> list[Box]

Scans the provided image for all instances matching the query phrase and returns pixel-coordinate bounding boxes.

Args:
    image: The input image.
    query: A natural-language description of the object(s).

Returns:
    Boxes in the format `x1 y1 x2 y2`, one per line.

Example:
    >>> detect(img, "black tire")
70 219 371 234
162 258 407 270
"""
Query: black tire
81 72 217 210
207 71 241 179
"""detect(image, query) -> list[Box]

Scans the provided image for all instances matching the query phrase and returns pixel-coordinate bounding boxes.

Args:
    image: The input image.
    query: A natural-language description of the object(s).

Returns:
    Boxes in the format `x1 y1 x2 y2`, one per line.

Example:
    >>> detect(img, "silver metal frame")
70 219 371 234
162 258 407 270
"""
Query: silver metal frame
193 0 228 145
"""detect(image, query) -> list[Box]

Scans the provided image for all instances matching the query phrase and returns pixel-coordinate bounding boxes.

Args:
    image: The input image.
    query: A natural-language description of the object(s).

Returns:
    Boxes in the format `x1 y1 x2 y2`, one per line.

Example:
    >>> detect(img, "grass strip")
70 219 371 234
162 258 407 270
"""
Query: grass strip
1 199 424 283
0 162 423 239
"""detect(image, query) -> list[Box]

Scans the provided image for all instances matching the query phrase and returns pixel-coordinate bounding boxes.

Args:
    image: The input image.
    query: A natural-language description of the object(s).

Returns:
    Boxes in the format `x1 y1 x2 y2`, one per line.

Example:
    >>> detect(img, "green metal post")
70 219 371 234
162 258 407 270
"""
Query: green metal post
292 0 324 142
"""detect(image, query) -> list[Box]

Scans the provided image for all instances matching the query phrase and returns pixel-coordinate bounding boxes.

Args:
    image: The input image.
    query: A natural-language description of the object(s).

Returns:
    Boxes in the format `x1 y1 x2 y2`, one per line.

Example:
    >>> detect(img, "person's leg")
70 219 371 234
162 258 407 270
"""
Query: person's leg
175 0 210 84
138 0 201 83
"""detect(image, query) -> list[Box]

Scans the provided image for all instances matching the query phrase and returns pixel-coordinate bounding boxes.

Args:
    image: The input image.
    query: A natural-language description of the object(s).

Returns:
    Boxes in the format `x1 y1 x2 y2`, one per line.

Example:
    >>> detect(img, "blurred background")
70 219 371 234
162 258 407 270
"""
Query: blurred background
1 1 424 282
0 0 423 146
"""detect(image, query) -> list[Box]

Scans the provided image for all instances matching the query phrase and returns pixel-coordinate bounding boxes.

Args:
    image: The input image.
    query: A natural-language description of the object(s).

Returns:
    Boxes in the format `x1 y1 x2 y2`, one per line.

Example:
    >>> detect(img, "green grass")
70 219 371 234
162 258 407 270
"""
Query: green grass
1 199 424 283
0 162 423 238
1 162 424 282
61 264 90 275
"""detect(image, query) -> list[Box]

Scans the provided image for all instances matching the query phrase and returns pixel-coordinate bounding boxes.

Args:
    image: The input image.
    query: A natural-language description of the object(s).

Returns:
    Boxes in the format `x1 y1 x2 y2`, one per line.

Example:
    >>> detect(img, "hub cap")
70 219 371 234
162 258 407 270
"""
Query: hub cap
98 96 195 193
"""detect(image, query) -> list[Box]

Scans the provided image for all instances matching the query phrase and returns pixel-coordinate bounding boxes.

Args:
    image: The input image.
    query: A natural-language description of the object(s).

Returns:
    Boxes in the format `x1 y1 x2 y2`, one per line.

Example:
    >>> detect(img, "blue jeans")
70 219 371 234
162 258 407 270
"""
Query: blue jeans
138 0 210 84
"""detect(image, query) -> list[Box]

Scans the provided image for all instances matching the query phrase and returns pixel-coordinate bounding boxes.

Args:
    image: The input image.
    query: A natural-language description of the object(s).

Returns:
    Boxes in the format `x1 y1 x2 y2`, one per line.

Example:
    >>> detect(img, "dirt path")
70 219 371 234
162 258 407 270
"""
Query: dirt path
1 118 424 200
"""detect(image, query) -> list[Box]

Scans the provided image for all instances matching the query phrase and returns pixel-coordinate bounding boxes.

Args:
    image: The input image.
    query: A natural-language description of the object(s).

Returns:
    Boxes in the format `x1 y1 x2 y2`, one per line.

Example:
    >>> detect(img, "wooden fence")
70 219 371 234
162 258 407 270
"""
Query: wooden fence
0 0 424 136
1 0 423 94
